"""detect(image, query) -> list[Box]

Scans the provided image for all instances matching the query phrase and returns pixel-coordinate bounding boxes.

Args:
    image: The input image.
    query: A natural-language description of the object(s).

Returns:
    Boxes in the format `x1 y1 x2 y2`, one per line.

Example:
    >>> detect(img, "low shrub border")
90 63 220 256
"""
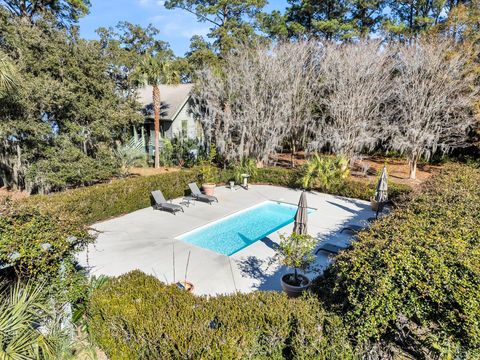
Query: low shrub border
87 270 356 359
22 167 412 226
24 169 202 225
313 164 480 358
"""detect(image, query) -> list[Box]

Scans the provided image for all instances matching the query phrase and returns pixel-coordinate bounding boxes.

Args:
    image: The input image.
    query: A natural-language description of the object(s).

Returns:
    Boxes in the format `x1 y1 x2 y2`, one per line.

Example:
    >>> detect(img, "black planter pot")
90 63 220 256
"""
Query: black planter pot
280 273 310 298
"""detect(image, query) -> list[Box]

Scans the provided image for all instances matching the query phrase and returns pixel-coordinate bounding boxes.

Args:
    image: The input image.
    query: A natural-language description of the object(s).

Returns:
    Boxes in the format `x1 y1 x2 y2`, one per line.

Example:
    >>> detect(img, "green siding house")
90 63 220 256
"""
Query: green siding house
129 84 203 159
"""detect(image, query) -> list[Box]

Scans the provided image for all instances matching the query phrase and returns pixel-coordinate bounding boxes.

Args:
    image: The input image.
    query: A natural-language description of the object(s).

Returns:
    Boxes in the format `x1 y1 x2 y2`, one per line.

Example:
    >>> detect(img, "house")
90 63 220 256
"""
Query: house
129 84 203 159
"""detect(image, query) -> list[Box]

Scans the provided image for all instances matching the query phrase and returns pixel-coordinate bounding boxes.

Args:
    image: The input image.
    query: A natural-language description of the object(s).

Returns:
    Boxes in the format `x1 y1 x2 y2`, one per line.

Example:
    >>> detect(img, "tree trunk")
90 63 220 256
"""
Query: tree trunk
409 155 417 180
153 85 160 168
291 138 296 168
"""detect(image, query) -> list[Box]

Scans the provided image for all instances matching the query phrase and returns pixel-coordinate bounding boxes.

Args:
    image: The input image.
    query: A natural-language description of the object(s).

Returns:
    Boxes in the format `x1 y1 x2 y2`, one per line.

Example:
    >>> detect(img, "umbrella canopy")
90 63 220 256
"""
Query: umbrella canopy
293 191 308 235
374 166 388 203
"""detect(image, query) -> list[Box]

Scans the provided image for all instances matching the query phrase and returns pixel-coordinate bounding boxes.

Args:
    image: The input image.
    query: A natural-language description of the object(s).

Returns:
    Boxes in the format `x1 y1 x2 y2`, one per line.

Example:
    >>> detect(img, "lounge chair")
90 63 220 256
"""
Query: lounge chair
188 183 218 204
315 243 347 255
340 224 365 234
151 190 184 215
340 217 378 234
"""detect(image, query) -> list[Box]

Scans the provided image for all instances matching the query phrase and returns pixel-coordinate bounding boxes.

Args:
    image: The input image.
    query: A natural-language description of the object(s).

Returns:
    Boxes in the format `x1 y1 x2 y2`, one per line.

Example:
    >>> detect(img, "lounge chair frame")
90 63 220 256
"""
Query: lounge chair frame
188 183 218 204
151 190 184 215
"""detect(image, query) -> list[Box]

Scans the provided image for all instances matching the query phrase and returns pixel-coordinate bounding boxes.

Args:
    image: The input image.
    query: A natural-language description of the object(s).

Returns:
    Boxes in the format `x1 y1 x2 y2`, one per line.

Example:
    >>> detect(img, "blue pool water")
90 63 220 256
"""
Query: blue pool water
177 201 311 256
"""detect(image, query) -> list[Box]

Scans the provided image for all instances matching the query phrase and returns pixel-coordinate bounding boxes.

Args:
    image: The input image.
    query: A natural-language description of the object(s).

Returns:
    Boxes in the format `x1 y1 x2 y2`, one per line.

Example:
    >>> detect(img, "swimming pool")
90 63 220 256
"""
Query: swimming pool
177 201 313 256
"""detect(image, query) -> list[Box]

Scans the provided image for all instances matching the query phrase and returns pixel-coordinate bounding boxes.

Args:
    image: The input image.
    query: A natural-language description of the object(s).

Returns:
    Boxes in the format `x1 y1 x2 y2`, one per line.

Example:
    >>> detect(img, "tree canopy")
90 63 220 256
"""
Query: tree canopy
0 10 142 192
1 0 90 25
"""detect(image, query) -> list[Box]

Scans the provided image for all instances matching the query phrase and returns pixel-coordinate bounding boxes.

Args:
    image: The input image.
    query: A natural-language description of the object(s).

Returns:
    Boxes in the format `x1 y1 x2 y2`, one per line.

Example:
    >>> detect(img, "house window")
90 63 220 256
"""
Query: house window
181 120 188 136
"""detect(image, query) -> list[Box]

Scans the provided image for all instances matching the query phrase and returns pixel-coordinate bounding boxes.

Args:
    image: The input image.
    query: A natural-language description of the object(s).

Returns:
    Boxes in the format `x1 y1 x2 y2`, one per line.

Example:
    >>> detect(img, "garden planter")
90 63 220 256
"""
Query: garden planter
280 273 310 298
229 181 235 189
202 183 216 196
370 198 385 212
177 281 194 293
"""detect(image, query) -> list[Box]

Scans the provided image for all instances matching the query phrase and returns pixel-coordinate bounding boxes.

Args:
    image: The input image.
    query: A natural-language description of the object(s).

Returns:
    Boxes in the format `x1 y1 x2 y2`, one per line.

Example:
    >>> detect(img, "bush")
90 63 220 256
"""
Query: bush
248 167 300 187
300 155 349 190
0 203 93 304
88 271 356 360
248 167 411 203
25 169 202 225
0 204 92 279
314 164 480 358
25 144 118 194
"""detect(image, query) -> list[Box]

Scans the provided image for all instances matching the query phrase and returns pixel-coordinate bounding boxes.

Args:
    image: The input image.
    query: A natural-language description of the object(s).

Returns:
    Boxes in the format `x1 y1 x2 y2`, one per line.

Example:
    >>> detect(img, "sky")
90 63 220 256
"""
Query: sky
79 0 288 56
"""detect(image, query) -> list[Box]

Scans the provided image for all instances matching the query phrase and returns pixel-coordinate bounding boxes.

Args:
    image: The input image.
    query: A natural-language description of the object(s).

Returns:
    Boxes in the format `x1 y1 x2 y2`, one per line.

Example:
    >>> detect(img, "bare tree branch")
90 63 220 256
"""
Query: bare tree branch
388 40 477 179
193 41 322 166
311 41 393 162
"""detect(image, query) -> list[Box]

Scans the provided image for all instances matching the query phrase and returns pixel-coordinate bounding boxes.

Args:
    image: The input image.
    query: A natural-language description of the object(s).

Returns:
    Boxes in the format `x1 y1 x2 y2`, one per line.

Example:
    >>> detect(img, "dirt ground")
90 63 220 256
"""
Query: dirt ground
350 156 440 187
271 152 441 188
129 166 181 177
0 187 28 203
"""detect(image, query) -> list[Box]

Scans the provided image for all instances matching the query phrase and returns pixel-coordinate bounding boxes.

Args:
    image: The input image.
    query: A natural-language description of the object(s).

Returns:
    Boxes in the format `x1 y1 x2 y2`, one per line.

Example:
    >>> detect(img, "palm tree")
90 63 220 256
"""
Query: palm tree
301 154 349 190
0 282 54 358
135 54 180 168
0 54 18 94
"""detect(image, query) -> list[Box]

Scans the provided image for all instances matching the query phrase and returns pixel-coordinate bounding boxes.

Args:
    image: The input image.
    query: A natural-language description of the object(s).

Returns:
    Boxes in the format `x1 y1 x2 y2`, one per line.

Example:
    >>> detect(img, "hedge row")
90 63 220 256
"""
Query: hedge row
23 167 411 226
88 270 356 360
314 164 480 358
25 169 202 225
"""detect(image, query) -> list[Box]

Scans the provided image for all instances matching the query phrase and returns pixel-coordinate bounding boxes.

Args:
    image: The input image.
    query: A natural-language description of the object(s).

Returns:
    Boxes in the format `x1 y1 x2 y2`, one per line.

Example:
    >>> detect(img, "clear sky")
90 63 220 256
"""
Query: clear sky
79 0 288 56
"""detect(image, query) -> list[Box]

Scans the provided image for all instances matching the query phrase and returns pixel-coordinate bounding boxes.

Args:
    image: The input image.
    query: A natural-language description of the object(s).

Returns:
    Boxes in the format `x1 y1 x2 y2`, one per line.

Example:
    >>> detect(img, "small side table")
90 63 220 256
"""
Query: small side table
241 174 250 189
180 196 196 207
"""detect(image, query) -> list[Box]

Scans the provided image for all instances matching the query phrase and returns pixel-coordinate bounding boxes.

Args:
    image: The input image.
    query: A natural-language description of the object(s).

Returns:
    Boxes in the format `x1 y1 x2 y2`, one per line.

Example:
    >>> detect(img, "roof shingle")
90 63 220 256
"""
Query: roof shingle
136 84 193 120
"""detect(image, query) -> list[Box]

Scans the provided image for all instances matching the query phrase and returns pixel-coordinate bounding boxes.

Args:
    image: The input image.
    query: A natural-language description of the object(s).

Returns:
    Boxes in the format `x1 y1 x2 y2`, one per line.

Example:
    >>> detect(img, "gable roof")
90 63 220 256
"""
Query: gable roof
136 83 193 121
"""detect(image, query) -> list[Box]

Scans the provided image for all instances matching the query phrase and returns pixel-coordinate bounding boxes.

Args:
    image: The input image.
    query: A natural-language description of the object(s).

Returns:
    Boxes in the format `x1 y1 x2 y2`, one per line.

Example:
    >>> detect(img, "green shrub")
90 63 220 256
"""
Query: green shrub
314 164 480 358
114 146 148 176
0 204 92 279
231 157 258 183
0 203 93 304
247 167 411 203
248 166 300 187
22 166 411 227
26 144 118 194
25 169 202 225
300 155 349 190
88 271 356 360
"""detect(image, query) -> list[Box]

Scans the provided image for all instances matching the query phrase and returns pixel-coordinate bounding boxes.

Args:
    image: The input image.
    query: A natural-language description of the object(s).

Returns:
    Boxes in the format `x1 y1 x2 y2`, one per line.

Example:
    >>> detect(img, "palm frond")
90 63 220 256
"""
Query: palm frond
0 55 18 93
0 282 53 359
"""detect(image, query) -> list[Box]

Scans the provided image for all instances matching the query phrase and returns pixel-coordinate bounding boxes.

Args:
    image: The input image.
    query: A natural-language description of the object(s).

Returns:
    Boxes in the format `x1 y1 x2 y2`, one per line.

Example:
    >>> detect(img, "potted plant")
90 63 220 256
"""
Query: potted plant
273 233 317 298
200 163 217 196
199 144 218 196
174 250 194 293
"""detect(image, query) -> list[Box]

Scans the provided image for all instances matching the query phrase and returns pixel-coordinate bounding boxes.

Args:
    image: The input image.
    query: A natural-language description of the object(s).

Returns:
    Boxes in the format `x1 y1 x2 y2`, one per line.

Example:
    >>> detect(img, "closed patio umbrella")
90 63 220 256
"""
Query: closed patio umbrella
293 191 308 235
375 166 388 203
373 166 388 218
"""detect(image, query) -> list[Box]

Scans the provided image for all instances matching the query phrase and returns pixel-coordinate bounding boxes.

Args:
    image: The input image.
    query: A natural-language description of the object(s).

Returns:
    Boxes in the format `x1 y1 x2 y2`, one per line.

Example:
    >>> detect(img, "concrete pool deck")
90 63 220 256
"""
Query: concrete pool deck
78 185 375 296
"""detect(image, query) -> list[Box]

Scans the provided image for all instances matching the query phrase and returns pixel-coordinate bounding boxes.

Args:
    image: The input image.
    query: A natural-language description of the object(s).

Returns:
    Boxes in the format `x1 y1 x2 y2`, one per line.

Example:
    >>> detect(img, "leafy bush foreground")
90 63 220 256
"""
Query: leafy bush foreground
315 164 480 358
88 271 355 360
